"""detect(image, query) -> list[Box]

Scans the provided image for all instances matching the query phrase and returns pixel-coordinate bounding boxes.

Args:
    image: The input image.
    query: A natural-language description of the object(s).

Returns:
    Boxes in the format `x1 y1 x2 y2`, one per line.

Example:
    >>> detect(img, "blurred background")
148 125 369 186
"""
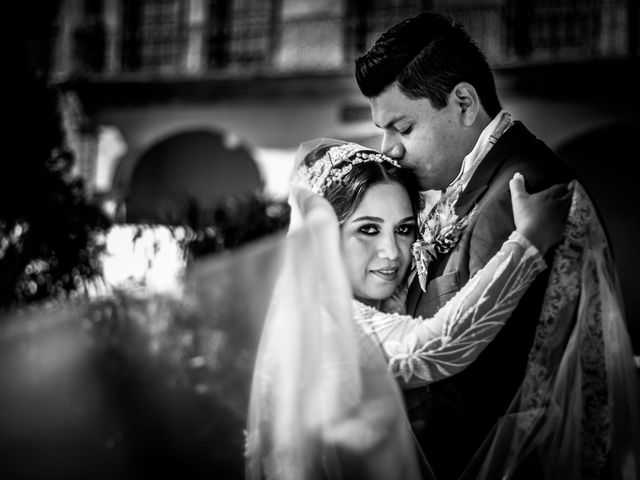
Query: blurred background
0 1 638 478
4 0 640 370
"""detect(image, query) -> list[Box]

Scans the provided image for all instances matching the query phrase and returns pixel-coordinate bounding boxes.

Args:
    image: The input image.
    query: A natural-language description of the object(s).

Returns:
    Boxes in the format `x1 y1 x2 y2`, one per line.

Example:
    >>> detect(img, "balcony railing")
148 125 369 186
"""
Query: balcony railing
57 0 638 80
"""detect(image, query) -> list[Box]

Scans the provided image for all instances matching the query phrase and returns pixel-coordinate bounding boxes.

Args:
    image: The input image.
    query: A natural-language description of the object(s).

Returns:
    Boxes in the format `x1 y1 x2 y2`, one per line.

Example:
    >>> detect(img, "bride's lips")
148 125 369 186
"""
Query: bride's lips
371 266 400 282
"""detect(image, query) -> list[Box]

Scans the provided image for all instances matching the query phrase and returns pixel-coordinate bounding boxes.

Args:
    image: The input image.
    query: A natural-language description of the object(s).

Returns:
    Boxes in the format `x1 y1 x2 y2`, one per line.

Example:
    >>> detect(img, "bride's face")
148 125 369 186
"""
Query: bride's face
340 182 416 305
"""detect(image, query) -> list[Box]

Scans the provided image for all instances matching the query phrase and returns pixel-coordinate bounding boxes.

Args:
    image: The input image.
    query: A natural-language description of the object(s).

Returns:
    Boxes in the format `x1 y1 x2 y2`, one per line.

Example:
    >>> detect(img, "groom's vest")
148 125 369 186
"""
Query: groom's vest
405 122 581 480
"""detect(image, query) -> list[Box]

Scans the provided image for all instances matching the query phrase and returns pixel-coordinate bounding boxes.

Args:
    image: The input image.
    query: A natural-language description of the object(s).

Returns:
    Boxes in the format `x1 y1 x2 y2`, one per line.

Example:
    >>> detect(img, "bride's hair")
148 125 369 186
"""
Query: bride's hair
324 162 421 224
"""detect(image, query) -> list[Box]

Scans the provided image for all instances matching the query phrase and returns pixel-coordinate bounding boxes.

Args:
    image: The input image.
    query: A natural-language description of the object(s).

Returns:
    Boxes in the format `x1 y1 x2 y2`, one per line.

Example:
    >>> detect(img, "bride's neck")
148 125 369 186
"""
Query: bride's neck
355 296 382 310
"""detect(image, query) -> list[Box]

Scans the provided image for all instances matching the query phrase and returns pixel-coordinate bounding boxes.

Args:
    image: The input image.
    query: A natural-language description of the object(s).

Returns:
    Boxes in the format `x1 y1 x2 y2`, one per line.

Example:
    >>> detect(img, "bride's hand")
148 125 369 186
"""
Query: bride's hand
509 173 572 255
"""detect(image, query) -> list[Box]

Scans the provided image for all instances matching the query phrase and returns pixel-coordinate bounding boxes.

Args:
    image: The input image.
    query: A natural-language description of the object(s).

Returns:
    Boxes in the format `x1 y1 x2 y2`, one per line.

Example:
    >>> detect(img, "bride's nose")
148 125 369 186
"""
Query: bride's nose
377 231 400 260
381 133 404 160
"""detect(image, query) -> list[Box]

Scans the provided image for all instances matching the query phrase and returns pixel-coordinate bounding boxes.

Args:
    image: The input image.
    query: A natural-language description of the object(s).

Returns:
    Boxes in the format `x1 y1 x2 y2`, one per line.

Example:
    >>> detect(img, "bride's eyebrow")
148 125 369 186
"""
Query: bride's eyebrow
398 216 416 224
351 216 383 223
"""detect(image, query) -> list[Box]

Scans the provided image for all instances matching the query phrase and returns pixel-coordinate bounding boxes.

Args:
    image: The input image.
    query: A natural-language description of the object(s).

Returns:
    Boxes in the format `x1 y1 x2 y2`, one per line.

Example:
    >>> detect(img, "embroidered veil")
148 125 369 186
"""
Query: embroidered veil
245 138 428 479
460 182 640 480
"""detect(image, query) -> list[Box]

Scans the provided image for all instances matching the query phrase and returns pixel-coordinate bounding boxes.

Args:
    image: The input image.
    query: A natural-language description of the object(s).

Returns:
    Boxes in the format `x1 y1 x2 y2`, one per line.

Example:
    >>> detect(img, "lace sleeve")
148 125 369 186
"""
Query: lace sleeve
353 231 547 386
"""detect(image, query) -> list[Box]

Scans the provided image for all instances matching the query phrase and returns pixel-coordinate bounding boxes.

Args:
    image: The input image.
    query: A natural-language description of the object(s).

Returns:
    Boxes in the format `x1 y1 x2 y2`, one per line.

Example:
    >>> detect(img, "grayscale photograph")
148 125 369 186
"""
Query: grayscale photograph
1 1 639 479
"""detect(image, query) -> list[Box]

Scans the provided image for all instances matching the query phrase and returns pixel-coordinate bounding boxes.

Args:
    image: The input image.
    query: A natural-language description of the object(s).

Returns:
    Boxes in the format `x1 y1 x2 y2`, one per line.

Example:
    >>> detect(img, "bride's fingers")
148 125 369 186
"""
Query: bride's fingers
509 172 526 200
538 183 569 199
549 184 570 199
510 175 572 204
558 189 573 202
557 190 573 215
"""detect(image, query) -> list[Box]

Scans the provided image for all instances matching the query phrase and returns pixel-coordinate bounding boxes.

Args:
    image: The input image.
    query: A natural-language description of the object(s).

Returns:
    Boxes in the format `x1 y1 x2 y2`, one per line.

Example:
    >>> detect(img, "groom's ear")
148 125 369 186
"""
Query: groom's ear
451 82 480 127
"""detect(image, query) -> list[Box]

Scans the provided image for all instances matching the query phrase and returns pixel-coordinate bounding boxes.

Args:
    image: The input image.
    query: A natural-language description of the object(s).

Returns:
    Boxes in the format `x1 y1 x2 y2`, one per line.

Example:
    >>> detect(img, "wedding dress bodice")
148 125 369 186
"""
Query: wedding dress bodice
353 230 547 387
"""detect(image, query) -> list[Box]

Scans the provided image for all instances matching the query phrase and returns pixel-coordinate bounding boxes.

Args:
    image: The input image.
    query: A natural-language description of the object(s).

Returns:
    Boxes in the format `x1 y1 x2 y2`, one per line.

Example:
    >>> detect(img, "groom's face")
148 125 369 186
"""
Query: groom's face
369 83 467 191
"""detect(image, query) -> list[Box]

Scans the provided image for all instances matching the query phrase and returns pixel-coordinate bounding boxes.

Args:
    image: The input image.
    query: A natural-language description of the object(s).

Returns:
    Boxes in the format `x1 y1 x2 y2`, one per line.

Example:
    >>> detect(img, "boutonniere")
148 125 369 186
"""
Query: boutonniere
412 188 477 292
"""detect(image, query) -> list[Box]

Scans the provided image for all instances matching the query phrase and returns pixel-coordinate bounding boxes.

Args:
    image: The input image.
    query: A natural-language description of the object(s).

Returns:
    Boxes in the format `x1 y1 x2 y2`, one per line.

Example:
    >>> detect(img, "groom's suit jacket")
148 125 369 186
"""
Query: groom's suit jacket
405 122 579 480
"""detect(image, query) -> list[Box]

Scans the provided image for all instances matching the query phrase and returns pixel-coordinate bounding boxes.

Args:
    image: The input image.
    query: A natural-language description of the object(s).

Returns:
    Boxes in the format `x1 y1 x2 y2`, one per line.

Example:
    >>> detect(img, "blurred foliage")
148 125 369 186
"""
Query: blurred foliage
0 235 284 479
0 8 111 311
84 290 254 479
111 192 291 294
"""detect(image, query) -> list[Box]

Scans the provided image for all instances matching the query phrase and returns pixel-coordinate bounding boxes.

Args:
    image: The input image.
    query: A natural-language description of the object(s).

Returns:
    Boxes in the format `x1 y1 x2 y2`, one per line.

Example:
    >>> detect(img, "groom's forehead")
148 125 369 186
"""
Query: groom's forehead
370 88 423 126
370 99 409 128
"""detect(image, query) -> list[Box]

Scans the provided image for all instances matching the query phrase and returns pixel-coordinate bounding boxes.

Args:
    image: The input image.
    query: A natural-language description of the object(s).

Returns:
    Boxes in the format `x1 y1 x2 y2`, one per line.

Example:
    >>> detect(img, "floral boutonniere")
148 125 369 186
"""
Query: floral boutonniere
412 189 477 292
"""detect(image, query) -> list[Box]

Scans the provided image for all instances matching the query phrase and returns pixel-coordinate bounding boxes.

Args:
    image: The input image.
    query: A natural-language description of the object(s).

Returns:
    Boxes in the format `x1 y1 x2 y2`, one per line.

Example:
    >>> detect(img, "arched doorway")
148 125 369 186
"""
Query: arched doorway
125 130 263 224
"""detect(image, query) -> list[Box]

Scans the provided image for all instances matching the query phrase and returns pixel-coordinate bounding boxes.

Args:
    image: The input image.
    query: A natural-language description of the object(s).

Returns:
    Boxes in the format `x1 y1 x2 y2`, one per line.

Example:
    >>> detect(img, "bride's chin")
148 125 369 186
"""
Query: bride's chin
366 286 397 303
355 280 400 306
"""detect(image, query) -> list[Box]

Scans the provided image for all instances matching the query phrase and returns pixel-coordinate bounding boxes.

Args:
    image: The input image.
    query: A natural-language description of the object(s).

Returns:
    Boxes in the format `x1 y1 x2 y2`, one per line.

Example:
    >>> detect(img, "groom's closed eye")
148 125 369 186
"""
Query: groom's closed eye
375 114 408 131
397 125 413 136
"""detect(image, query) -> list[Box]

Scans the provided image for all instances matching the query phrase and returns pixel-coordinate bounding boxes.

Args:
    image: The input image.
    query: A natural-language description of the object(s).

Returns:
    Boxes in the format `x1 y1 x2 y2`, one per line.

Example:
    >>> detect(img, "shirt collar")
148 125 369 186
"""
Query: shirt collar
451 110 513 191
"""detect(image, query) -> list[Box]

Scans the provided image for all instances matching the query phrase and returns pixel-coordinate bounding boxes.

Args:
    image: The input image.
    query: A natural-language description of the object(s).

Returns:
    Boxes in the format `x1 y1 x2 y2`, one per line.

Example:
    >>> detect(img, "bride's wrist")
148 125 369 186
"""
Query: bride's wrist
514 227 548 255
511 230 542 254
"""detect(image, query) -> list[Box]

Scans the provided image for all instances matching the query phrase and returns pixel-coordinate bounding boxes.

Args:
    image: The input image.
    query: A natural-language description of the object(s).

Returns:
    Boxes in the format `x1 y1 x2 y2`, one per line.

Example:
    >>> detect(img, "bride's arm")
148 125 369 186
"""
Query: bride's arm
354 174 571 386
354 231 545 386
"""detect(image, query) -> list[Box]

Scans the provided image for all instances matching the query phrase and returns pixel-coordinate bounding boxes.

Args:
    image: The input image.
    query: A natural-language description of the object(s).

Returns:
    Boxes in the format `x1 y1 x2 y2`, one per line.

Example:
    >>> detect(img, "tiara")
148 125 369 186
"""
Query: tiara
293 142 401 196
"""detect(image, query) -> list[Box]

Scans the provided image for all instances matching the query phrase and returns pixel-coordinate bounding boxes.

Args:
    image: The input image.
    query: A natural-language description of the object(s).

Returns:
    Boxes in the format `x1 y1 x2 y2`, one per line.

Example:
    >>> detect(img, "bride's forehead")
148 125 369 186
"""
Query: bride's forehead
355 182 411 212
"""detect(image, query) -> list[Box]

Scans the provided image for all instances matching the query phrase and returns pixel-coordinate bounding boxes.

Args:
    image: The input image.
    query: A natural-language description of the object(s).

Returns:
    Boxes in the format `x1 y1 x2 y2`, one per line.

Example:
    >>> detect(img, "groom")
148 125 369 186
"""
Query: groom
355 12 593 480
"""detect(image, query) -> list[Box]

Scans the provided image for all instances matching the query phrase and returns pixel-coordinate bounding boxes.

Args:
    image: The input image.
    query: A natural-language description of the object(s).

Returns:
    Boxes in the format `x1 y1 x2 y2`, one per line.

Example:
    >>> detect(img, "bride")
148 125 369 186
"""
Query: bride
245 139 573 480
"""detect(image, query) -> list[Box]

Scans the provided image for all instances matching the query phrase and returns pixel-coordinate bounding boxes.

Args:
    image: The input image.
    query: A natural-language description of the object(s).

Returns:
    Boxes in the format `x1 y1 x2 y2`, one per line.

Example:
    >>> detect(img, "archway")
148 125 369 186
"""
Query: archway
124 130 263 224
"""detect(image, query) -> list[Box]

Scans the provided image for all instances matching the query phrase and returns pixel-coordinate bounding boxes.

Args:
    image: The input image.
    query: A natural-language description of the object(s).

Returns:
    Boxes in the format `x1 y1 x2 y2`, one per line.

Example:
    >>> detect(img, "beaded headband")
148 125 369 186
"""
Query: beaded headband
292 142 401 196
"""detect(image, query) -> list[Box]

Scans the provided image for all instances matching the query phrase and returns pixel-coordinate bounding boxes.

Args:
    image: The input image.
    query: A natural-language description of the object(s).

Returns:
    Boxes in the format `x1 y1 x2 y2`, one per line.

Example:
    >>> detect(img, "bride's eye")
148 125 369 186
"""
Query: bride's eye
396 224 416 236
358 224 379 235
399 125 413 136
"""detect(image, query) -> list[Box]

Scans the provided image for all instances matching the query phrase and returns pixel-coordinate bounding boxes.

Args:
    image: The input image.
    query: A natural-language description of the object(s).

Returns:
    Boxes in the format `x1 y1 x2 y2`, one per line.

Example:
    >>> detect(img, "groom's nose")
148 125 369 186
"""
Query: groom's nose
381 133 404 160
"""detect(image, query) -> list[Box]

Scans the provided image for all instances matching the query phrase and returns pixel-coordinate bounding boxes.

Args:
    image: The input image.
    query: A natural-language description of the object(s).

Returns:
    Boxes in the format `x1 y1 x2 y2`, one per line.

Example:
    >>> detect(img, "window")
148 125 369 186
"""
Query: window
74 0 106 72
139 0 185 71
121 0 186 72
346 0 431 60
207 0 278 69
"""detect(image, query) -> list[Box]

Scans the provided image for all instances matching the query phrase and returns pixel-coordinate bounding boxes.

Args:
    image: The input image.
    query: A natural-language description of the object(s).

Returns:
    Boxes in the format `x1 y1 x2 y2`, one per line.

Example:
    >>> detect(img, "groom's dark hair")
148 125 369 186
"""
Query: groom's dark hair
355 12 501 117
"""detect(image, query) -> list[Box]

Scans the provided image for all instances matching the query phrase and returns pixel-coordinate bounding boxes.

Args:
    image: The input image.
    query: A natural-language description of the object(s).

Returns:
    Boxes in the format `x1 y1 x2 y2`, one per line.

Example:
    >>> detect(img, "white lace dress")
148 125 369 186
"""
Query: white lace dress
353 230 547 387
